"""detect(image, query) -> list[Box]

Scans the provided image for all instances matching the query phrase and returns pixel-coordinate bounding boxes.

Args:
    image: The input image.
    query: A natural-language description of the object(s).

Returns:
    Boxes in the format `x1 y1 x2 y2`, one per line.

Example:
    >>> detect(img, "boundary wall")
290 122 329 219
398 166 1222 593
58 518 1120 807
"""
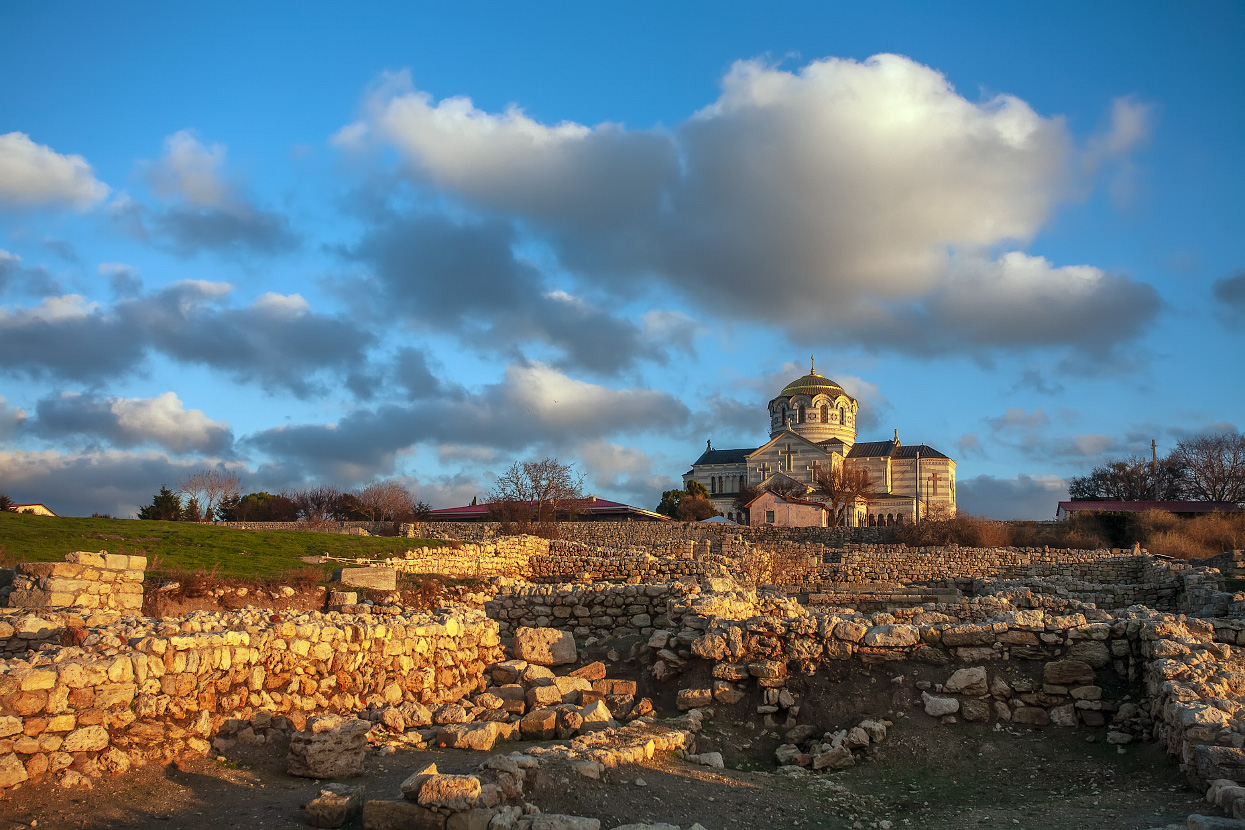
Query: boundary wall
402 521 894 549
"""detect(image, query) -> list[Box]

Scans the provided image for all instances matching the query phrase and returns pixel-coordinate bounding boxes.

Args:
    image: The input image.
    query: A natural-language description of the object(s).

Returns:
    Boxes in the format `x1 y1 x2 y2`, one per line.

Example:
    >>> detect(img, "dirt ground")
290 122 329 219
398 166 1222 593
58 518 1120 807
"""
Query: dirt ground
0 656 1208 830
0 721 1203 830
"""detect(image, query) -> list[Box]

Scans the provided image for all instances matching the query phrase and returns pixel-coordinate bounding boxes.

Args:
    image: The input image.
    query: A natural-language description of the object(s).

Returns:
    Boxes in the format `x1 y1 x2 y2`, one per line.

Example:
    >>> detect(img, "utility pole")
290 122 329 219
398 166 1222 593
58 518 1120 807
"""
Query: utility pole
1152 439 1158 500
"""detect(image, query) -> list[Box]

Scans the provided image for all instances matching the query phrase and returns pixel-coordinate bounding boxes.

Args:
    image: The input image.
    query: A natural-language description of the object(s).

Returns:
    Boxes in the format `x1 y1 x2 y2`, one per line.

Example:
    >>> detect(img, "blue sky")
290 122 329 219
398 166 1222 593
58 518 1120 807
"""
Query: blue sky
1 2 1242 519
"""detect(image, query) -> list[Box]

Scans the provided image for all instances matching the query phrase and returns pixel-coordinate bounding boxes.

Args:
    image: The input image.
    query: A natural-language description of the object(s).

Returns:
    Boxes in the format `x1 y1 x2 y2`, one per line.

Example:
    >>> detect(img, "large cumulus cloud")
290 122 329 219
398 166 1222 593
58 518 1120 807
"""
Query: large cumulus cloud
338 55 1156 355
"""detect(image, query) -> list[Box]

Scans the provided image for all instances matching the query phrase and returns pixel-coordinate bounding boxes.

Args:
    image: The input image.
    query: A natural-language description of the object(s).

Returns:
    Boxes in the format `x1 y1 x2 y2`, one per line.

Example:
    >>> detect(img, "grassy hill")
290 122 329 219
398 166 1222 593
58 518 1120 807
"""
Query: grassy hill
0 512 445 581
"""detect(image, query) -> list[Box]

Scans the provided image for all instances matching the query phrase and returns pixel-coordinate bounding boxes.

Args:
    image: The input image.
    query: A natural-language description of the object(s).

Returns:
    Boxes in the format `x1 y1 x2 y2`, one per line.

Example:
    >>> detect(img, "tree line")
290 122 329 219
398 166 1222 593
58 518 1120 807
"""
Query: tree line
1068 432 1245 503
137 470 431 524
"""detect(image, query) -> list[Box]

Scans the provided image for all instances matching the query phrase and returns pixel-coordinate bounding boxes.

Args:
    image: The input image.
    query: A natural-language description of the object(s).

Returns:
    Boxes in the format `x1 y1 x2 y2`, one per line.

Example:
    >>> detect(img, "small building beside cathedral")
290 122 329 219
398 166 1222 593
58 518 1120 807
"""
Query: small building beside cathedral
683 361 957 527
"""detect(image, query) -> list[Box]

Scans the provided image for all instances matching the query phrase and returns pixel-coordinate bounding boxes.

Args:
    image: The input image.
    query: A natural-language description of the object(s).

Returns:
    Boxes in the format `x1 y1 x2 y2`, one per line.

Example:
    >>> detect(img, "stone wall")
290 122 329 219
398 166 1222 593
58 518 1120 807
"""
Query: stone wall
214 520 397 535
404 521 894 549
486 582 687 639
0 606 500 792
3 552 145 613
655 582 1245 788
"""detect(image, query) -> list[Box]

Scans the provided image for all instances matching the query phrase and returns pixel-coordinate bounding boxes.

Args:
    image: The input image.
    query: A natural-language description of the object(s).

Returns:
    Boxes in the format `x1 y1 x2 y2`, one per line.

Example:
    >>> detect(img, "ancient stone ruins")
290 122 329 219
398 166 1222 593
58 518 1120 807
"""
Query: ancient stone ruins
4 520 1245 828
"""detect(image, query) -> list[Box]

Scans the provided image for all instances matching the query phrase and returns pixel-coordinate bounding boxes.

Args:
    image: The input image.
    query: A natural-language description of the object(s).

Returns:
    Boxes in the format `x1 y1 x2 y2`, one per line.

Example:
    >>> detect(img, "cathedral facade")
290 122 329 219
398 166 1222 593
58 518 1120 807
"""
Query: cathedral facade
683 361 957 527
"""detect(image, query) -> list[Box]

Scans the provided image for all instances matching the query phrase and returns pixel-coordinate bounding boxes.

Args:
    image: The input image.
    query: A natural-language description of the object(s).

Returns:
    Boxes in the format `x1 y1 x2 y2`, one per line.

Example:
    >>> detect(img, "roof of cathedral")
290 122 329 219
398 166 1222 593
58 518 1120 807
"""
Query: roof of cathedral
776 369 853 400
692 447 754 466
846 440 950 459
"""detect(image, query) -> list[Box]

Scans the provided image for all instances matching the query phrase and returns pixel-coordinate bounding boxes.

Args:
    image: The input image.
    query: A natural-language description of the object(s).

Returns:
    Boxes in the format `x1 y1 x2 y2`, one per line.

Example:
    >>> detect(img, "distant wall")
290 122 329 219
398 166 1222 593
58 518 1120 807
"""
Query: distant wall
404 521 894 549
213 520 397 535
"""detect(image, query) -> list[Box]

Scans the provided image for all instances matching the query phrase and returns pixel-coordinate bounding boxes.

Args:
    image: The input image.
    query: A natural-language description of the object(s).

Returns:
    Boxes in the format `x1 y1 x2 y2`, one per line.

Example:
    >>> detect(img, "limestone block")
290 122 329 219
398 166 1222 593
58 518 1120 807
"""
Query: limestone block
513 628 576 666
960 699 991 722
677 689 713 710
1065 640 1111 668
943 667 988 696
862 625 919 648
417 774 481 811
516 817 600 830
437 723 501 752
921 692 959 718
0 754 29 788
811 745 854 770
62 725 109 752
1011 706 1050 726
1043 660 1094 686
362 799 446 830
333 568 397 592
287 715 371 778
306 783 366 829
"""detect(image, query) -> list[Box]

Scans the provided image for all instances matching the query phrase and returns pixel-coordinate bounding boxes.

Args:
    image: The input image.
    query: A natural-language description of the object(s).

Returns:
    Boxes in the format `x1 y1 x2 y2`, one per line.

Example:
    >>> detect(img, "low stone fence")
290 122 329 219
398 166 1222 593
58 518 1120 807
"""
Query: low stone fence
214 520 397 535
0 606 501 792
3 551 145 613
403 521 894 549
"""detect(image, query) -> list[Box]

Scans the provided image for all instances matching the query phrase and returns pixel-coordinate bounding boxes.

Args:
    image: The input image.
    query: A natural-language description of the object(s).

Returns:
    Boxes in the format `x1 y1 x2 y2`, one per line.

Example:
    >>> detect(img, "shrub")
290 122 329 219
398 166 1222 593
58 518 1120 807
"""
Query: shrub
736 547 810 588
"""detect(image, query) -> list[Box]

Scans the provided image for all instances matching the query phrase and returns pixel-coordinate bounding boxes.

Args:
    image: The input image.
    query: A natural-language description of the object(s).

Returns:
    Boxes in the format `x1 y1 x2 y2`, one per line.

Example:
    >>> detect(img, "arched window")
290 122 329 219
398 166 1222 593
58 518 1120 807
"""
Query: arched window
798 405 806 423
838 406 846 426
820 403 828 423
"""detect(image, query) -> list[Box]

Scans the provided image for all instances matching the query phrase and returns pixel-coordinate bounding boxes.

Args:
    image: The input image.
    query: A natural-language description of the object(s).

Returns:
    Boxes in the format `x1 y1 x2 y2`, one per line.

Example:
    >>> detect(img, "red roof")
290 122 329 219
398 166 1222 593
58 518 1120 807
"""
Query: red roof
427 497 668 521
1057 500 1241 515
743 491 828 511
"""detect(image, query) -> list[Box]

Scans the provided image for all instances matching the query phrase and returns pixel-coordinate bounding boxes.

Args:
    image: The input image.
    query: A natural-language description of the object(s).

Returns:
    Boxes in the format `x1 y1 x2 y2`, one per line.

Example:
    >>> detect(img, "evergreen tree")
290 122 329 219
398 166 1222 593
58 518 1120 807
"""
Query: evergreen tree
138 485 184 521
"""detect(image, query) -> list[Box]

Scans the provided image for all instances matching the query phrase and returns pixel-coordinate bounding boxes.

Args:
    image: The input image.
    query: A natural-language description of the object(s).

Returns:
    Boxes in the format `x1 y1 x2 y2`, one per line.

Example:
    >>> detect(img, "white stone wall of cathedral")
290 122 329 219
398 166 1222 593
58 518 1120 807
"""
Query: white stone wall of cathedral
768 393 858 443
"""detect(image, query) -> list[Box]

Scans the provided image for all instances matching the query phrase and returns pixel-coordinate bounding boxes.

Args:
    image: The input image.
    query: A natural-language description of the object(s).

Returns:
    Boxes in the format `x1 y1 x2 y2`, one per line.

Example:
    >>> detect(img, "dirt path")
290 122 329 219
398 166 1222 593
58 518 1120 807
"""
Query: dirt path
0 716 1204 830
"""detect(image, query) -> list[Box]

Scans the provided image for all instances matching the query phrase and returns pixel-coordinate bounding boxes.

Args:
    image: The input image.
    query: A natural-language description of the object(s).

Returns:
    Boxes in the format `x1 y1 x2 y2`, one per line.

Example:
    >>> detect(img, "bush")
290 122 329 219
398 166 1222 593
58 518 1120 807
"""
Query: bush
896 514 1011 547
736 547 810 588
1146 531 1215 560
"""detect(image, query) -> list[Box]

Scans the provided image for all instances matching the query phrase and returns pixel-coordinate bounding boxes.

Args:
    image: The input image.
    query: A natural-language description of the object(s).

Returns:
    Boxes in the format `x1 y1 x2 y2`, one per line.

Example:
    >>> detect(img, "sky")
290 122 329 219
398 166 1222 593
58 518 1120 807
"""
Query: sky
1 2 1242 519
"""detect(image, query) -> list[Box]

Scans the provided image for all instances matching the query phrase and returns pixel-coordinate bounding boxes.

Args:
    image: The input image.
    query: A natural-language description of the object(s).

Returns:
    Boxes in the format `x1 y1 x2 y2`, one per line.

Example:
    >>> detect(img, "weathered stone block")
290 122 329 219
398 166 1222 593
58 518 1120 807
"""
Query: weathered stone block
333 568 397 592
513 627 576 666
362 799 445 830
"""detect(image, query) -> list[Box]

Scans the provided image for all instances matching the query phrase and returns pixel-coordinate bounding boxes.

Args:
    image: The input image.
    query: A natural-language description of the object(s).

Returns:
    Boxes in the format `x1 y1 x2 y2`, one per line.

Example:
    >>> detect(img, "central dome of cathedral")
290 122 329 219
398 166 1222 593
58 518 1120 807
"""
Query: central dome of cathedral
776 359 854 401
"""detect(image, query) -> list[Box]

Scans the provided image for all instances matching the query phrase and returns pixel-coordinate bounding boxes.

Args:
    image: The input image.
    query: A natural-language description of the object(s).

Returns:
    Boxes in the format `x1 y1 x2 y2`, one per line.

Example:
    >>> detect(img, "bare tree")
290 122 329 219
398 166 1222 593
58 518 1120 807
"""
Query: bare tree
814 464 875 527
178 469 242 522
354 480 417 522
1067 455 1185 501
766 476 810 499
292 486 348 524
1174 433 1245 503
488 457 584 523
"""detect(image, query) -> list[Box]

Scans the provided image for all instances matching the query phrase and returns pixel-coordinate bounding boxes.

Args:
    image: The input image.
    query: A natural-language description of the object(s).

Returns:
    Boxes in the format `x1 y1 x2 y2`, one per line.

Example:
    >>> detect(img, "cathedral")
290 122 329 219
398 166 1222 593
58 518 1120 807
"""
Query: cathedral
683 360 957 527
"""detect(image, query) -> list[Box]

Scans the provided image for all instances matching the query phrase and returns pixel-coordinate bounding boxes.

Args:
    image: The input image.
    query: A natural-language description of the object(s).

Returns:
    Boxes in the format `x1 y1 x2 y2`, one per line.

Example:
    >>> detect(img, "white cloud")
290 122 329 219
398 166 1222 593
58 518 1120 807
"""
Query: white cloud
145 130 230 207
0 132 110 209
341 55 1157 355
110 392 231 454
1086 96 1152 164
32 391 234 455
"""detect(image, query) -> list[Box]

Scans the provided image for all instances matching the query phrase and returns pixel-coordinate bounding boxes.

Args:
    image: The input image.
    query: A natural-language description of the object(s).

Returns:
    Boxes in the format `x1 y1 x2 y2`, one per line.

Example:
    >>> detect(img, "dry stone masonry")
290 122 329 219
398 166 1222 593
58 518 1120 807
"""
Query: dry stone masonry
7 535 1245 826
3 551 145 613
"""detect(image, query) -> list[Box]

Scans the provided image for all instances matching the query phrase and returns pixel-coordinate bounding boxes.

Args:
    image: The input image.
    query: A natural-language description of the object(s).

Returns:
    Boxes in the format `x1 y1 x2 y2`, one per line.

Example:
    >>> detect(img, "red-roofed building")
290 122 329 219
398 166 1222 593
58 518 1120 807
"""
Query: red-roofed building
426 496 668 522
1056 500 1242 519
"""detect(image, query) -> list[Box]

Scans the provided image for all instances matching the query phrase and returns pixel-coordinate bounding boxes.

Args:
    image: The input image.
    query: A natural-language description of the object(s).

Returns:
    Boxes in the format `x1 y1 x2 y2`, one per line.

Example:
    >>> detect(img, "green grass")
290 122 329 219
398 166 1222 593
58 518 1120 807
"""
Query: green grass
0 512 447 581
